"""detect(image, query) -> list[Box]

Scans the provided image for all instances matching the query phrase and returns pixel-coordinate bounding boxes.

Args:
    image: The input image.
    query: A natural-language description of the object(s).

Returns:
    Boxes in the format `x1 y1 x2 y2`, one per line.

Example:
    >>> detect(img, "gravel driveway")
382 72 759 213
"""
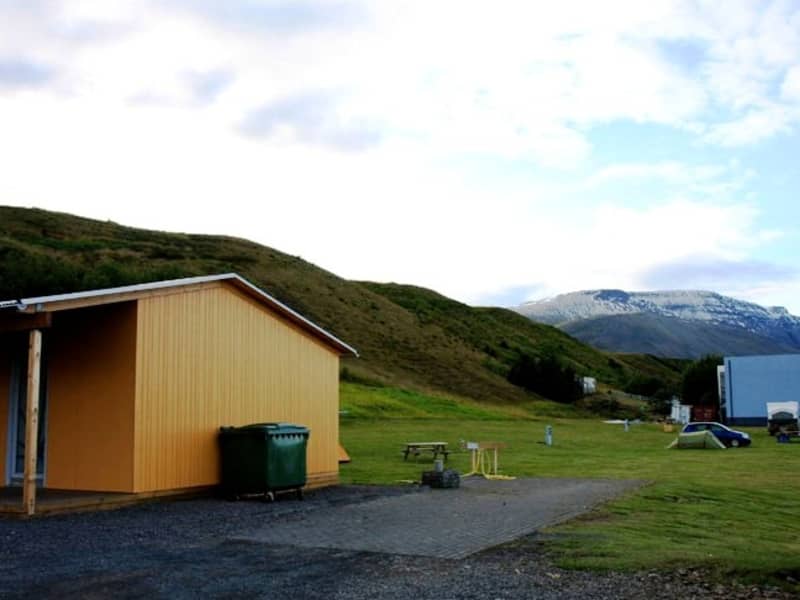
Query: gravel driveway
238 477 644 558
0 480 791 599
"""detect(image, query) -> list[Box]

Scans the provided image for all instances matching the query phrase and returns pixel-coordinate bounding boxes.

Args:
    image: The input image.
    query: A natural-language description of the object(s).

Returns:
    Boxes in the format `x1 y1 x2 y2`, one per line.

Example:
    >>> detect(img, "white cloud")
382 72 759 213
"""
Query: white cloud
6 1 798 157
782 66 800 102
0 1 798 314
731 279 800 313
459 196 787 309
695 1 800 145
505 199 775 301
704 105 797 146
587 161 727 185
583 160 756 201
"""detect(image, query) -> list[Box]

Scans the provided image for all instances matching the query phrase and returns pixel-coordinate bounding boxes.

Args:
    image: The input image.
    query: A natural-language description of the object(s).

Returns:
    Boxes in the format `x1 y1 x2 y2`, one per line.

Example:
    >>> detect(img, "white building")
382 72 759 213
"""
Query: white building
670 397 692 424
721 354 800 426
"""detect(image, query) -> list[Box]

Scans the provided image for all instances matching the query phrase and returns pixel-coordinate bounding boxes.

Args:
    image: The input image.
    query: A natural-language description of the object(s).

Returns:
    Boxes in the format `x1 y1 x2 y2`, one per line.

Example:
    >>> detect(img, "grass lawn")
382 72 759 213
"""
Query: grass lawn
339 384 800 585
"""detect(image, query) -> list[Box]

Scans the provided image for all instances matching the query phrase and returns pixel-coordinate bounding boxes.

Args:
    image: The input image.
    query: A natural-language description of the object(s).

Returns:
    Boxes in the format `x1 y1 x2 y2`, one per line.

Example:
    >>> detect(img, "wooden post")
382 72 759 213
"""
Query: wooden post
23 329 42 516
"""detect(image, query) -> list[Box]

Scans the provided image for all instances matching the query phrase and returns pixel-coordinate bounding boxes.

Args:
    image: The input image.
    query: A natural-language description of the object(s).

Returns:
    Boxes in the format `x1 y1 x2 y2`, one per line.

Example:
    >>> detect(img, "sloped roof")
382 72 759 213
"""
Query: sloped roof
3 273 358 356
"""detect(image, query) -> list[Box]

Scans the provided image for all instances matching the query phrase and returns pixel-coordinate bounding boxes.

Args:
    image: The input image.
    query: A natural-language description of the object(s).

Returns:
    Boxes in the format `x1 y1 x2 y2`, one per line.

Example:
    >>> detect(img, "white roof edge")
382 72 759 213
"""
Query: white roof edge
18 273 234 307
725 353 800 361
13 273 358 357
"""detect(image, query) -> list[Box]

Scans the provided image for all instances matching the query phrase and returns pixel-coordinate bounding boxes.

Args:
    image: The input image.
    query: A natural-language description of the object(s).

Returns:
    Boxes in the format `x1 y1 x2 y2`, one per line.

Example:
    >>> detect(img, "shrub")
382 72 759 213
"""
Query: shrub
507 353 583 403
681 355 723 408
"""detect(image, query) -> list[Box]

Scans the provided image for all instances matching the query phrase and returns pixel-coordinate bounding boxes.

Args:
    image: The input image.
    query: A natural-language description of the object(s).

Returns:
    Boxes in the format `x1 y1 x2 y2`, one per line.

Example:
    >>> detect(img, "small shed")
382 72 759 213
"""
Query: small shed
0 274 357 515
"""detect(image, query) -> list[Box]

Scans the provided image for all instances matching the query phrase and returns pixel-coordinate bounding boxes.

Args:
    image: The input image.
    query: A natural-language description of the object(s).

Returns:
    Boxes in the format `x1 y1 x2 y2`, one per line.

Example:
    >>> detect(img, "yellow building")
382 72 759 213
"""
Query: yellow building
0 274 357 514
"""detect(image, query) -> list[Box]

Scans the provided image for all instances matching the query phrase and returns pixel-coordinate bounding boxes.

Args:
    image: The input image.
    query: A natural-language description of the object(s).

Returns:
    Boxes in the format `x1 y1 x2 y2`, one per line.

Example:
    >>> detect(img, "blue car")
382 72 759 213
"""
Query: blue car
681 422 751 447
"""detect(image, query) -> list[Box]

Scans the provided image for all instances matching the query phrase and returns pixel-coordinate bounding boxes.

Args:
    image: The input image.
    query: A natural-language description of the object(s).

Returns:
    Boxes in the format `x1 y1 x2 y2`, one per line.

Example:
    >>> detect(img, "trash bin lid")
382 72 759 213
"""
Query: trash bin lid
243 422 309 434
219 423 309 436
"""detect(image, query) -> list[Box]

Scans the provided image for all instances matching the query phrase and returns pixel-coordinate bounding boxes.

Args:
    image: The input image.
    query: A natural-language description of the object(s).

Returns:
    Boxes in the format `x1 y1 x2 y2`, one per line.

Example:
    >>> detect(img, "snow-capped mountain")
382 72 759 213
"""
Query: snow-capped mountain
515 290 800 358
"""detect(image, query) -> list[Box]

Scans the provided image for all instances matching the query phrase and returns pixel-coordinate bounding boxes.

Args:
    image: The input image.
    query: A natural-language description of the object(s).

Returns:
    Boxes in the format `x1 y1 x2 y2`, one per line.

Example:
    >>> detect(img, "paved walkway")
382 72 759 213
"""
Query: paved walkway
237 477 644 559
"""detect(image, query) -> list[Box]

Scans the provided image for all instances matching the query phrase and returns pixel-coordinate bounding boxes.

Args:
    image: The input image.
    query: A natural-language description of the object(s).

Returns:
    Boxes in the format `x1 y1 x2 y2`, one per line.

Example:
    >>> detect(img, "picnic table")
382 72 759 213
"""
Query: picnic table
403 442 449 461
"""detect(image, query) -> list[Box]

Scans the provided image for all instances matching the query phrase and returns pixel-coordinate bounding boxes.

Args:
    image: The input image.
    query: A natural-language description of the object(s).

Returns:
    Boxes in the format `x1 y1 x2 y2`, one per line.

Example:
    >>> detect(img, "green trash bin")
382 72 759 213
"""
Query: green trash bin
219 423 309 500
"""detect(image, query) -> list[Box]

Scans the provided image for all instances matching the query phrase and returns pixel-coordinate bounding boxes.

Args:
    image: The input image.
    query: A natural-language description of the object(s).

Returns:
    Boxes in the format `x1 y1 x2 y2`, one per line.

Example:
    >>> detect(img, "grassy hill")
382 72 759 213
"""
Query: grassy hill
0 206 683 405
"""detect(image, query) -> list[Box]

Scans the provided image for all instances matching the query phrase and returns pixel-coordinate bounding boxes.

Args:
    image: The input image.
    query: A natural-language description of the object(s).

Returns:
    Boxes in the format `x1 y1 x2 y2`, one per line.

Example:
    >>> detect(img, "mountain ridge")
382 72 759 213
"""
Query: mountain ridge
516 289 800 358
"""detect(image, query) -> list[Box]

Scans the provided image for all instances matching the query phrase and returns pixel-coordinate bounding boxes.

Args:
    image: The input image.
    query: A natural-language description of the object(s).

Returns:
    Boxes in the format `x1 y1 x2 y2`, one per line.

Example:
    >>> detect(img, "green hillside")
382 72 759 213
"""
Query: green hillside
0 206 681 404
359 282 675 386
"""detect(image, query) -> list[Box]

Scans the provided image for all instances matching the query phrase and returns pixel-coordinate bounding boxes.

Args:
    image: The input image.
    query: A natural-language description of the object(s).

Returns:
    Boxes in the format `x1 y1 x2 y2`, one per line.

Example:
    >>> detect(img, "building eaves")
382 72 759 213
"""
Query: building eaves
6 273 358 357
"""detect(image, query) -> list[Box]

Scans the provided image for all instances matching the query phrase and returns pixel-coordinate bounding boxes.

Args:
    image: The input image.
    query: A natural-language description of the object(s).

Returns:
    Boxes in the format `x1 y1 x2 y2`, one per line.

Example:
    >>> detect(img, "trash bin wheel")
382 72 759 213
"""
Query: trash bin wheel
297 488 304 501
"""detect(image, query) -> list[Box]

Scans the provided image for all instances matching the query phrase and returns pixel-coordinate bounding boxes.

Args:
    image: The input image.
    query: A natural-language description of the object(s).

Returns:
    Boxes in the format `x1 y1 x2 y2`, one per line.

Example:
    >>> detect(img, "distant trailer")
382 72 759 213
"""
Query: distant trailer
722 354 800 426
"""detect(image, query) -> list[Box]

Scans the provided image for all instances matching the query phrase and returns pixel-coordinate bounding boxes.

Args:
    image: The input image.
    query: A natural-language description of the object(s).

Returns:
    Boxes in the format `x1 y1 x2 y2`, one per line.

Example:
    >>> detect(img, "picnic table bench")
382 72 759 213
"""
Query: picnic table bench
403 442 449 461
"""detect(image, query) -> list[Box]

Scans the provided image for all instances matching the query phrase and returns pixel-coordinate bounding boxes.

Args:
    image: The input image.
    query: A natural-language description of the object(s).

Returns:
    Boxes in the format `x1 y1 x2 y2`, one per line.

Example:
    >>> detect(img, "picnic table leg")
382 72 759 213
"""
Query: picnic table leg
403 448 409 461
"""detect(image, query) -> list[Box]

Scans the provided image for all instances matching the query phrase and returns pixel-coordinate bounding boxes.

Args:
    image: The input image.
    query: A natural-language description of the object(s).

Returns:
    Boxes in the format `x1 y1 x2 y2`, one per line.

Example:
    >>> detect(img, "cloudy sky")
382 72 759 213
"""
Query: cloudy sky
2 1 799 312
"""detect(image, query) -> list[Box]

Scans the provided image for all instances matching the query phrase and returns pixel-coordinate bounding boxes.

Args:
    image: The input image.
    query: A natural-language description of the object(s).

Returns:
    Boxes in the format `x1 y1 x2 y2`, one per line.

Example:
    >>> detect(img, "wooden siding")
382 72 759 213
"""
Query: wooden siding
45 303 138 492
134 284 340 493
0 340 10 485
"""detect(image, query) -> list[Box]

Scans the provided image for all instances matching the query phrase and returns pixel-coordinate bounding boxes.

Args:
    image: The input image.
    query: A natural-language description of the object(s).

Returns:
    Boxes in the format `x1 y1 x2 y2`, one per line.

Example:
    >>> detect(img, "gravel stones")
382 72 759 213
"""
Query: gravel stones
0 484 796 599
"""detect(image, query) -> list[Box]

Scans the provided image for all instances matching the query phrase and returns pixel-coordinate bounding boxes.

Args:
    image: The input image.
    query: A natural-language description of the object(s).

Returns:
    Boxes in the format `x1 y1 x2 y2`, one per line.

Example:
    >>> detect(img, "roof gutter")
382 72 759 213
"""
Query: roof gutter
5 273 358 356
0 300 26 311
